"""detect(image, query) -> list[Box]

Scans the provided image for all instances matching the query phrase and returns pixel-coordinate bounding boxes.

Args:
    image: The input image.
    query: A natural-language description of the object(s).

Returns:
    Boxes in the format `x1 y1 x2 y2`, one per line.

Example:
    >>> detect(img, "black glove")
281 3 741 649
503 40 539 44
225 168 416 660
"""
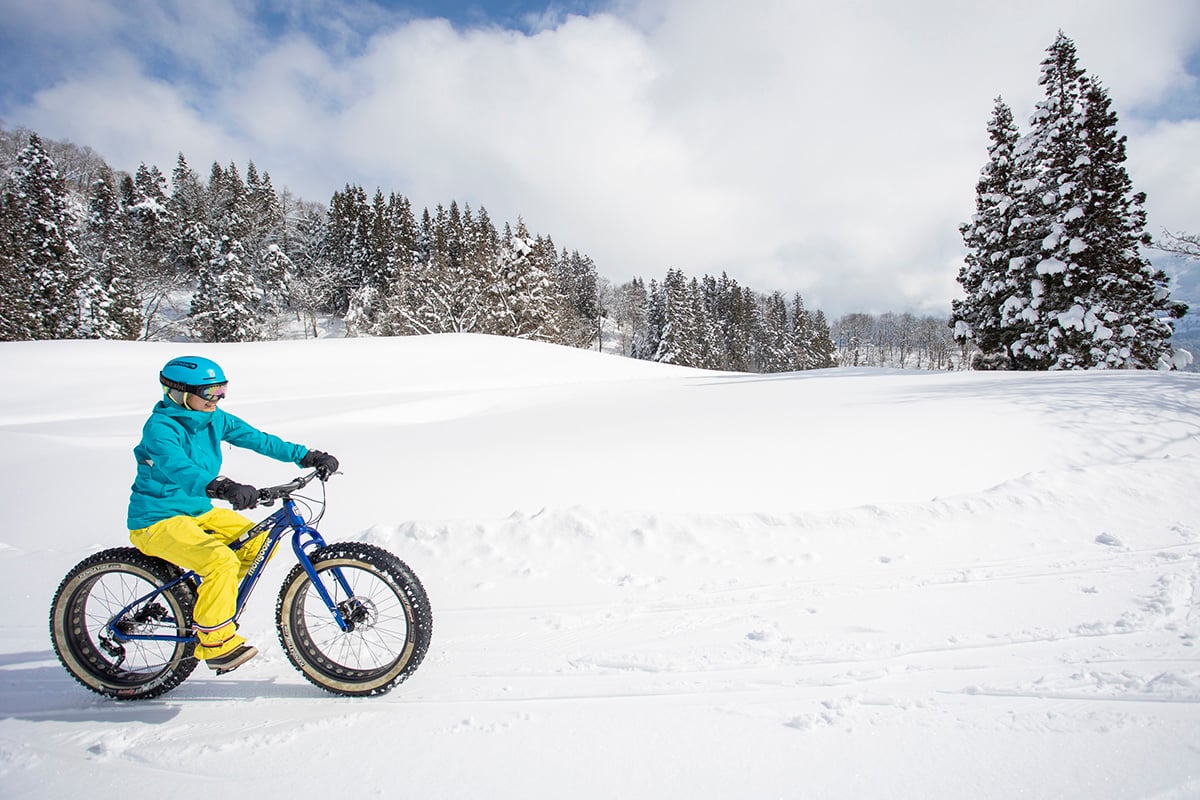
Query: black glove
206 476 259 510
301 449 339 480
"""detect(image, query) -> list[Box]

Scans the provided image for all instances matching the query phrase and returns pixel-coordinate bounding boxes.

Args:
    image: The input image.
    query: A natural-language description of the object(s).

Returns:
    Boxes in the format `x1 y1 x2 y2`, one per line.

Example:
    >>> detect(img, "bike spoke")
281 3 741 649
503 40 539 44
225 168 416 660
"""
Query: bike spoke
84 573 178 673
300 566 411 670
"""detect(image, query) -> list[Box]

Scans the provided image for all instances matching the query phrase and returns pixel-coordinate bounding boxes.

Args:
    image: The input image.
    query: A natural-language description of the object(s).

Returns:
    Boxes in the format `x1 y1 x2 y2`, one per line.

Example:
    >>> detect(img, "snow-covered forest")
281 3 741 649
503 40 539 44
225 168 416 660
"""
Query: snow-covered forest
0 125 865 372
1 31 1192 374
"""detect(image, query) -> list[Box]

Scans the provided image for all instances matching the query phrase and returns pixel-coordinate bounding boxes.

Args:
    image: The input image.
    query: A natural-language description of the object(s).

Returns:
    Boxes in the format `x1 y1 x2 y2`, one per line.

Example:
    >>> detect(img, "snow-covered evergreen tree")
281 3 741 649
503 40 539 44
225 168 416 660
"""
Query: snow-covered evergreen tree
244 162 291 318
0 210 25 340
401 203 484 335
952 98 1021 367
555 249 601 347
809 310 838 368
654 268 701 366
0 134 84 339
757 291 792 372
345 188 397 335
789 293 816 369
77 166 141 339
956 32 1187 370
482 219 563 341
167 154 207 279
257 243 294 318
190 234 263 342
115 161 180 339
691 275 723 369
718 276 755 372
325 184 374 317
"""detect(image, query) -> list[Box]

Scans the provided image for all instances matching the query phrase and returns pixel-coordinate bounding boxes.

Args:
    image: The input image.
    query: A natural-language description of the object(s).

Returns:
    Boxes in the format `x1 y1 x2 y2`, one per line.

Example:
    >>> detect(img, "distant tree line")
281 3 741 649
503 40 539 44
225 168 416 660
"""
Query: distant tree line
0 131 600 346
829 312 960 370
0 125 843 373
604 270 837 371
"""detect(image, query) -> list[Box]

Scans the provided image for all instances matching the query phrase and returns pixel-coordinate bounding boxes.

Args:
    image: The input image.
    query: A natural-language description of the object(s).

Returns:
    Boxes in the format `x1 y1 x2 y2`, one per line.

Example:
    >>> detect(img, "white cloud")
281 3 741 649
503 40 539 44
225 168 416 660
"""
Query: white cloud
16 52 241 172
4 0 1198 317
1128 119 1200 237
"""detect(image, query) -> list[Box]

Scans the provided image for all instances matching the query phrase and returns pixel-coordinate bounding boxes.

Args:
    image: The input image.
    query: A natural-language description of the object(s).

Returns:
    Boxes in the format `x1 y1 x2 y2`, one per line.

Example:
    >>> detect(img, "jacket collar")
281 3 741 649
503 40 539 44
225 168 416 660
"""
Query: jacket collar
153 398 219 433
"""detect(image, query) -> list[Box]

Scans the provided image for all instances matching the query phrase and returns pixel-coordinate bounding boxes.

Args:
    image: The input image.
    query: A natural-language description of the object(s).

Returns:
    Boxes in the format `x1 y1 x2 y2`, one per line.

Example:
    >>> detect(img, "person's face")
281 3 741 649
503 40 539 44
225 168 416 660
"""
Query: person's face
184 383 226 413
185 392 218 412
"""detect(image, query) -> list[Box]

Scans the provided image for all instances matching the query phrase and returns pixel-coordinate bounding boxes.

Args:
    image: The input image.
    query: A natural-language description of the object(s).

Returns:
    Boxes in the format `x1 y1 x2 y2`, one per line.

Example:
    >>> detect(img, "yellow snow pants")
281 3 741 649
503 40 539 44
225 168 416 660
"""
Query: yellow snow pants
129 507 267 660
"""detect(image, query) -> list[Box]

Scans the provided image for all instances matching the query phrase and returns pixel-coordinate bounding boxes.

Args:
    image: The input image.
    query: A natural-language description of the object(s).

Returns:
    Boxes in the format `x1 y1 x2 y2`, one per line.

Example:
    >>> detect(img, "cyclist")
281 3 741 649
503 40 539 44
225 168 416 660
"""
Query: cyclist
126 356 339 675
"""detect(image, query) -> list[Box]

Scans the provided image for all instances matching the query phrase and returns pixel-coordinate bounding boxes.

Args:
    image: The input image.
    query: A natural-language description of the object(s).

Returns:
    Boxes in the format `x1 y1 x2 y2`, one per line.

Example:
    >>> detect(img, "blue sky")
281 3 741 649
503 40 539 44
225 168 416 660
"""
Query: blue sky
1 0 1198 316
373 0 601 29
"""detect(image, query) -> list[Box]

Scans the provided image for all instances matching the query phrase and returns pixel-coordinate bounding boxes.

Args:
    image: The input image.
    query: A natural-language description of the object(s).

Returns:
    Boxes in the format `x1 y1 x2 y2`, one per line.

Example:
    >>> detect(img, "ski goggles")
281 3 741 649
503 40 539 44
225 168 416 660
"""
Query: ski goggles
190 383 228 402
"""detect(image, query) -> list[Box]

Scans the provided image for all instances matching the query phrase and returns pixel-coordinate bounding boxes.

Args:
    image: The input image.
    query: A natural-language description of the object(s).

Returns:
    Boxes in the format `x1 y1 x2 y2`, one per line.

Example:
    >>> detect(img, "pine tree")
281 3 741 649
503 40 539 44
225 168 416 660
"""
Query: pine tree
0 133 84 339
789 293 816 369
328 184 380 319
809 310 838 368
190 233 263 342
1066 78 1185 367
654 268 701 366
78 166 141 339
556 249 601 346
116 161 179 339
345 188 397 335
168 154 207 279
209 161 247 239
954 31 1186 370
373 193 418 335
712 273 752 371
952 98 1021 367
244 163 290 317
641 278 665 360
258 242 294 318
487 219 562 341
692 275 724 369
0 184 29 341
401 203 470 334
758 291 792 372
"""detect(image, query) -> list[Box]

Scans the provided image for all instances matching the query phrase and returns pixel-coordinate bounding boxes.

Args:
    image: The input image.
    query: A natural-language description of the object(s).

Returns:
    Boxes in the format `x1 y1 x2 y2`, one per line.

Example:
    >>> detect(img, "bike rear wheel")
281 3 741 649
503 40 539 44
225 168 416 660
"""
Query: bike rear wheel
276 542 432 697
49 547 198 700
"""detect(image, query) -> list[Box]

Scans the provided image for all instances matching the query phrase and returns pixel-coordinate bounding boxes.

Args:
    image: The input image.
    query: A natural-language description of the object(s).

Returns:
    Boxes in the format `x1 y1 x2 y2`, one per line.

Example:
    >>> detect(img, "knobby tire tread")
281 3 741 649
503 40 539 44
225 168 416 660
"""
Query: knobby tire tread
49 547 198 700
275 542 432 697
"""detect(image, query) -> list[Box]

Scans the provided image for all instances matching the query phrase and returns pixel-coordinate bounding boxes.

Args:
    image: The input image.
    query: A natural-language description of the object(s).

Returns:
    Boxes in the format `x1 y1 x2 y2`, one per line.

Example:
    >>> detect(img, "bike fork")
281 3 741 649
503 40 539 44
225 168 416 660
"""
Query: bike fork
291 525 358 632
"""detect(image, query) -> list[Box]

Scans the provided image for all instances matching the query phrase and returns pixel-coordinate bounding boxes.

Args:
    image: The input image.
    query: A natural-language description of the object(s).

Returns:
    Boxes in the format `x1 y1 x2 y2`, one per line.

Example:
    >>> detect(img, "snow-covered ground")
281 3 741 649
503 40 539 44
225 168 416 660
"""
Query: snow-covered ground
2 334 1199 798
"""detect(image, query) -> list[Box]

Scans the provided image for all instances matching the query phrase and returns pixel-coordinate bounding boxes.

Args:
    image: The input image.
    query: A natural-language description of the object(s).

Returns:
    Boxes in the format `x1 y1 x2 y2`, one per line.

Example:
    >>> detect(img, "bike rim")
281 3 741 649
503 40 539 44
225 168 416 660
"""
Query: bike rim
296 564 413 675
71 570 189 680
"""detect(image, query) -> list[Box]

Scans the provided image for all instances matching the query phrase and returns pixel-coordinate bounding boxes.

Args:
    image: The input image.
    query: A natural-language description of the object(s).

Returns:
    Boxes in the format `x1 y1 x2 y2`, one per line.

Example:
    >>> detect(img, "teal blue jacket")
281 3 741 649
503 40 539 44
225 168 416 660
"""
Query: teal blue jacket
127 400 308 530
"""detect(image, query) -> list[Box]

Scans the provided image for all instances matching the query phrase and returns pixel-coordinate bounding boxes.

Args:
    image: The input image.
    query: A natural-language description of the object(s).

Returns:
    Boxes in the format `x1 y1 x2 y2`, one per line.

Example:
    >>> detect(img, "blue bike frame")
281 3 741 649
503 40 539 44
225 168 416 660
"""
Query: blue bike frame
106 483 356 645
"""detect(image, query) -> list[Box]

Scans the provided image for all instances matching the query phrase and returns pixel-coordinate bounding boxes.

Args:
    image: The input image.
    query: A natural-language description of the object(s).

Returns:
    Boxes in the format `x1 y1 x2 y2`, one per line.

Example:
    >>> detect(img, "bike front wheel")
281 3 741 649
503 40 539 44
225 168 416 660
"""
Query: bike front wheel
49 547 198 700
275 542 432 697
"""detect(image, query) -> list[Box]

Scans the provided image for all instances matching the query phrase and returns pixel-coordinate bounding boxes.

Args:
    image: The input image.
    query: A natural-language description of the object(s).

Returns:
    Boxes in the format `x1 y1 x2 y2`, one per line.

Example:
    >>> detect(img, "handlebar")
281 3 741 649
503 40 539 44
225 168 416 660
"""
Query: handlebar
256 469 333 505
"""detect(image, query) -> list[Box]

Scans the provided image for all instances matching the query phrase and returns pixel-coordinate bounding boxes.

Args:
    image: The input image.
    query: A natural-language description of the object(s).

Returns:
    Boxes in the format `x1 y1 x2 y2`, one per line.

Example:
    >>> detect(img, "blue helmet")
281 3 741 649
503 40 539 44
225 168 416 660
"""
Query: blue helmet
160 356 227 393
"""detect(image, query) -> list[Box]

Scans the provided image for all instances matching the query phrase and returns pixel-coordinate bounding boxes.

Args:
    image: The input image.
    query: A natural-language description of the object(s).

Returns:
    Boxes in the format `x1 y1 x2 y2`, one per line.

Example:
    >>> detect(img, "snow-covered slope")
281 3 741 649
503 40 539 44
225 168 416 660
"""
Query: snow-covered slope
2 335 1199 798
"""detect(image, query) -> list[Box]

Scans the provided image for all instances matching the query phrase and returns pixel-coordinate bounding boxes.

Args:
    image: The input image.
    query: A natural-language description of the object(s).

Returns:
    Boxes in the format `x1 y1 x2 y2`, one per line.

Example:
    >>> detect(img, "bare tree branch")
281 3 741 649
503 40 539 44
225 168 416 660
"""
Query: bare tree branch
1153 229 1200 260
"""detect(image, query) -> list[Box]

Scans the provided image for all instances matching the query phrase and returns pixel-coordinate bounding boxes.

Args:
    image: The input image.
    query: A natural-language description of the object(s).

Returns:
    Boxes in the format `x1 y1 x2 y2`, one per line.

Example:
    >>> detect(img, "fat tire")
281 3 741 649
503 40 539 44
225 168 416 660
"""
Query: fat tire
49 547 198 700
276 542 432 697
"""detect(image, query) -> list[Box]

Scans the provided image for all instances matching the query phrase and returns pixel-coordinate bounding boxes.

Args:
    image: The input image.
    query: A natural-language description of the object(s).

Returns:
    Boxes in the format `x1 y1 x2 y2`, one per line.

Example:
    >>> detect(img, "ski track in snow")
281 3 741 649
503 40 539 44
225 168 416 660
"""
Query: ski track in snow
2 337 1200 798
